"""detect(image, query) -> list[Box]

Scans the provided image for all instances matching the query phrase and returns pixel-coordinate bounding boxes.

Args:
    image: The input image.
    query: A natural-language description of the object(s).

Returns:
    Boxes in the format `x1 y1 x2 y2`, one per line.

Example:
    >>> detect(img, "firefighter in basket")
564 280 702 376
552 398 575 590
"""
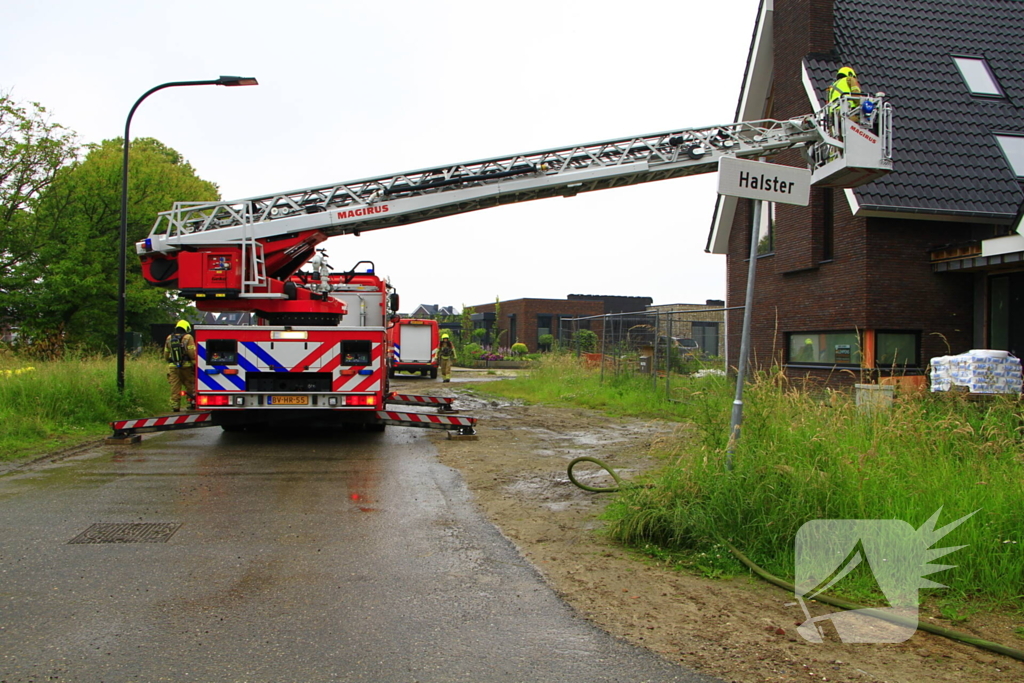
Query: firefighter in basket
826 66 862 123
438 333 457 383
164 320 197 411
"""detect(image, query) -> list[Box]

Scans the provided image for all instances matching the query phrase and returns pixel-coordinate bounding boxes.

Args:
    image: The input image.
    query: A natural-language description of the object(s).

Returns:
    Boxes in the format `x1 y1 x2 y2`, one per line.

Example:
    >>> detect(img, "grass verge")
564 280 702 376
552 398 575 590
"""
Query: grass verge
0 352 169 461
481 354 1024 609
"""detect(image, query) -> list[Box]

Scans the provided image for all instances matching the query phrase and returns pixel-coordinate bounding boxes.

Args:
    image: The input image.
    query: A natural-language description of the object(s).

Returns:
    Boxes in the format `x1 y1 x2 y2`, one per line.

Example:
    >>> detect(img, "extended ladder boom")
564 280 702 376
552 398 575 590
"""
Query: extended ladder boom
139 97 890 257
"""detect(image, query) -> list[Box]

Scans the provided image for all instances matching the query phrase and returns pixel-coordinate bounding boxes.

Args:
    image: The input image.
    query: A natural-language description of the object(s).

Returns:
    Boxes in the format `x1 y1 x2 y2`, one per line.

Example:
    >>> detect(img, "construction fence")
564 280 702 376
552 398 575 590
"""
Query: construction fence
557 305 736 381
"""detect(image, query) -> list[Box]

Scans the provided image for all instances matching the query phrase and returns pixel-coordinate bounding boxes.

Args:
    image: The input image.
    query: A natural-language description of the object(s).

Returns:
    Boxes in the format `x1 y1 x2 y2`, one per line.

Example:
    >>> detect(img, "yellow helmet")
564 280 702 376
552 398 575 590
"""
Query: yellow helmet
837 66 856 79
441 333 450 340
175 320 192 334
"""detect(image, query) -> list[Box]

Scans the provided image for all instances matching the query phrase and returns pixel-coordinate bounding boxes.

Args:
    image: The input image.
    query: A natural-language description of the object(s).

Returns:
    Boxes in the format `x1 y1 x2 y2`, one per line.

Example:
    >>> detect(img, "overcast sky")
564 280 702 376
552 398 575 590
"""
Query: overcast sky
3 0 761 314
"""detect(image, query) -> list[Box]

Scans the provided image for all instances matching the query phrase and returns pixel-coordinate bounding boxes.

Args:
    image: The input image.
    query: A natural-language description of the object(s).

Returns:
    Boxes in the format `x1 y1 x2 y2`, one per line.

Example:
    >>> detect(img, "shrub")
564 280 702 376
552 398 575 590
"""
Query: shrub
462 343 484 360
572 329 598 353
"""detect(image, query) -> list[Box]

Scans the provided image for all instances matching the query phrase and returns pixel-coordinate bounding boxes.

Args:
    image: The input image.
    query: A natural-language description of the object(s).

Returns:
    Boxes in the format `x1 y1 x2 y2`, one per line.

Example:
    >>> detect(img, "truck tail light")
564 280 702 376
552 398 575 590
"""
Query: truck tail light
197 395 232 406
344 395 377 406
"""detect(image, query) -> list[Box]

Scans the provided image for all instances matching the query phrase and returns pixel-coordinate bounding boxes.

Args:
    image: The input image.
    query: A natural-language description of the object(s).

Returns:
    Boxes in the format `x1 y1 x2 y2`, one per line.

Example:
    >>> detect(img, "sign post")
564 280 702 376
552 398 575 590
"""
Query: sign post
718 158 810 470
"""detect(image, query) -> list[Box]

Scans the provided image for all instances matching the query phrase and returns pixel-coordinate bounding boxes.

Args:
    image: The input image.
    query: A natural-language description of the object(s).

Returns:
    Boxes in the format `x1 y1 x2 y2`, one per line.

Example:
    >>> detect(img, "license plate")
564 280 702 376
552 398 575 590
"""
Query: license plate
268 395 309 405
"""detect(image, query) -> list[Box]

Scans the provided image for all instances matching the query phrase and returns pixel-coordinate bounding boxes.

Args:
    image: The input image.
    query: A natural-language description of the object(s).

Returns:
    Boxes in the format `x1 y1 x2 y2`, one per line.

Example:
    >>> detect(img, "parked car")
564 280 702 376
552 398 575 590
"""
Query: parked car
672 337 701 358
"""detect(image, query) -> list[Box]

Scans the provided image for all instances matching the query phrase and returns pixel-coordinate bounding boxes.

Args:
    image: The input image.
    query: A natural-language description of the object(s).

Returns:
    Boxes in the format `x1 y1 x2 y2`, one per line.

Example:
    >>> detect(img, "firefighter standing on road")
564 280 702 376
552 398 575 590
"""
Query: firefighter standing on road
438 333 457 383
164 320 197 411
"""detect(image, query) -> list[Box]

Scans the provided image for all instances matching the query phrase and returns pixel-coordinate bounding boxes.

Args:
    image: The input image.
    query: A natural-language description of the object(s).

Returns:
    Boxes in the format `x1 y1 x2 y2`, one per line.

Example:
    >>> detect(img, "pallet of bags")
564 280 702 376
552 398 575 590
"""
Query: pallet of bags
929 350 1022 394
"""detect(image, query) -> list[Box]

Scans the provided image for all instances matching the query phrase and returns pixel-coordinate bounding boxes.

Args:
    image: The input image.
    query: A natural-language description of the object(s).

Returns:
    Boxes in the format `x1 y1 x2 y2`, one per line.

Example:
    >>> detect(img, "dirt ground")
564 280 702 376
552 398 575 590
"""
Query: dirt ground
418 373 1024 683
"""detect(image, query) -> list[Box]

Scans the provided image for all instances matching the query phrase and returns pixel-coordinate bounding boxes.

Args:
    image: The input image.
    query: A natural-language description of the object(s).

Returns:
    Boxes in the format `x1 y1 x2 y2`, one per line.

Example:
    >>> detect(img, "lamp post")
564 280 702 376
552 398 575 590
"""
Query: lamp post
117 76 258 393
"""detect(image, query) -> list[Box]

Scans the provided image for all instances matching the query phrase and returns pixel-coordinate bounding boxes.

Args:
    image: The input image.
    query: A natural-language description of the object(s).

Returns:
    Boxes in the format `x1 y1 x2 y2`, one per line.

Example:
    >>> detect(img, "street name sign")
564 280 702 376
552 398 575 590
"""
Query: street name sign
718 157 810 206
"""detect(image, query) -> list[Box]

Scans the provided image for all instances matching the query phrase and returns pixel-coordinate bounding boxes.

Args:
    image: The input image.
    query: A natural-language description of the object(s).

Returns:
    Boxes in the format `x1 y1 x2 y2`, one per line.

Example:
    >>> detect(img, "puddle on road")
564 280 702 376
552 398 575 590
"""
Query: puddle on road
445 395 522 412
516 423 654 454
503 468 636 510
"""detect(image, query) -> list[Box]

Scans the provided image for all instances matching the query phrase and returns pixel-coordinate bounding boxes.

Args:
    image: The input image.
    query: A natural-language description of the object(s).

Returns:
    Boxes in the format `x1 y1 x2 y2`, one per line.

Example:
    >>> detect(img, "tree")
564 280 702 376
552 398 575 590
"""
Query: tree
11 137 219 351
0 94 78 330
459 305 475 346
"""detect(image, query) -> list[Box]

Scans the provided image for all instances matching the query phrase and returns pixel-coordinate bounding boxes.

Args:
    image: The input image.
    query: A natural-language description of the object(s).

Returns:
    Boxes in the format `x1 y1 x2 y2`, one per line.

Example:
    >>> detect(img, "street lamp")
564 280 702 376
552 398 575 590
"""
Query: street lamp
117 76 258 393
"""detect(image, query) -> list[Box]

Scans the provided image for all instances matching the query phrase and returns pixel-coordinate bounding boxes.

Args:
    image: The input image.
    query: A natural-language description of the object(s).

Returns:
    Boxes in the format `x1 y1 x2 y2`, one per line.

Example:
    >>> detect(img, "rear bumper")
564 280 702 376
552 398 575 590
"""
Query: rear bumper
392 363 437 372
195 393 380 409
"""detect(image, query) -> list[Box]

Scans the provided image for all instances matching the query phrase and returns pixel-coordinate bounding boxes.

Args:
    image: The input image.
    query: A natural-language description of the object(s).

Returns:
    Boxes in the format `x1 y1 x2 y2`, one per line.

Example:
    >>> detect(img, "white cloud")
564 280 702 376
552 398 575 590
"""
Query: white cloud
2 0 762 311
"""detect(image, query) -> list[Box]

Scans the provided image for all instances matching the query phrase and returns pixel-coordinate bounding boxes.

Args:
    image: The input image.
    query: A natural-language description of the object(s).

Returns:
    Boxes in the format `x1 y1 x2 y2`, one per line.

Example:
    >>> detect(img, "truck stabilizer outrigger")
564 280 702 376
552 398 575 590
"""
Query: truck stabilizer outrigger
109 392 477 439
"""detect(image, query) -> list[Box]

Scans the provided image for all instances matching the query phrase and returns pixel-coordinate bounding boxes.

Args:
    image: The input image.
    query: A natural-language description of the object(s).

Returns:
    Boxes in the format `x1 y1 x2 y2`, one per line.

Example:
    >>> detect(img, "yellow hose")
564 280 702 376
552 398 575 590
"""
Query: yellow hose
567 456 623 493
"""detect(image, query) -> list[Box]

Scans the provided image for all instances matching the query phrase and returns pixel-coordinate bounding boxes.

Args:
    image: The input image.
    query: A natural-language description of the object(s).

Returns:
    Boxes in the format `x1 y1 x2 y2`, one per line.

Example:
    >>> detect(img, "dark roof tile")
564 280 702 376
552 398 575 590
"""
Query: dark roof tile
805 0 1024 220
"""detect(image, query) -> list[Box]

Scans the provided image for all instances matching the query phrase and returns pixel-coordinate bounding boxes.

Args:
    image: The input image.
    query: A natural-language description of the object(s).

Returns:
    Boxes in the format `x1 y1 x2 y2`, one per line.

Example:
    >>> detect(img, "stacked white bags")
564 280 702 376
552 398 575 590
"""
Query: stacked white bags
930 350 1023 394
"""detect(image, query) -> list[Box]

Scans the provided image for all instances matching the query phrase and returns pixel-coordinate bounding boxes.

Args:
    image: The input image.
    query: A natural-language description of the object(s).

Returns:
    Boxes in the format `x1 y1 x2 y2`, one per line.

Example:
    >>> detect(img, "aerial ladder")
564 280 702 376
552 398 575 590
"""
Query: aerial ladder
111 94 891 439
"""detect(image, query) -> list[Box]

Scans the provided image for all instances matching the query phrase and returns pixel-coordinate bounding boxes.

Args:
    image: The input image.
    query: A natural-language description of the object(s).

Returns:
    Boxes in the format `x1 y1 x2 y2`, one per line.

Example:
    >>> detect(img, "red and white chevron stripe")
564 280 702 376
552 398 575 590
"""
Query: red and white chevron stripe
374 410 476 428
111 412 212 432
387 393 455 407
333 342 383 393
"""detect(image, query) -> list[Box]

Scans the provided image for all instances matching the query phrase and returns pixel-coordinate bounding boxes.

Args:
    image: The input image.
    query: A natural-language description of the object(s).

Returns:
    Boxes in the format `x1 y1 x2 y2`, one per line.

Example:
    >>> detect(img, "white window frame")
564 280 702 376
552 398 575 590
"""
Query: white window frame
952 55 1003 97
994 134 1024 178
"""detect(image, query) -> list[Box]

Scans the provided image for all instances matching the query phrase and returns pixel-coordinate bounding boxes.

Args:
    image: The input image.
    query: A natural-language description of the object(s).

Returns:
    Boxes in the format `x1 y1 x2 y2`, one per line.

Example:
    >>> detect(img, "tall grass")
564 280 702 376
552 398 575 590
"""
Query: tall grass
484 357 1024 606
486 353 725 420
0 351 169 460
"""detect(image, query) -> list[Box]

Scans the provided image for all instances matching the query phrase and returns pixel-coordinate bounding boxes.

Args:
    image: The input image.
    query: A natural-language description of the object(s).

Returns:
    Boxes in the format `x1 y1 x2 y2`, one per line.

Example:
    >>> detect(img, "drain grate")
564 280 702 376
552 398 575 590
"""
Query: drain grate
69 522 182 544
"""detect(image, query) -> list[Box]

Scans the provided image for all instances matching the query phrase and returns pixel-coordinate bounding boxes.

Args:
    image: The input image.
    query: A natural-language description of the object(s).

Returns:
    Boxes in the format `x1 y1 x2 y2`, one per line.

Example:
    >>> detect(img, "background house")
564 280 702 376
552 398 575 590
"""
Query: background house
468 297 606 351
707 0 1024 384
409 304 458 319
646 300 726 357
469 295 657 351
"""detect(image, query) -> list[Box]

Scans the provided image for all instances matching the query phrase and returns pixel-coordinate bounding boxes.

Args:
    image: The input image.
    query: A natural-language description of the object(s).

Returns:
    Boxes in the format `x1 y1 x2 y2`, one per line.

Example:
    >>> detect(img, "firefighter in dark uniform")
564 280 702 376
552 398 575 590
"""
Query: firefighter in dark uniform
164 320 197 411
438 333 457 383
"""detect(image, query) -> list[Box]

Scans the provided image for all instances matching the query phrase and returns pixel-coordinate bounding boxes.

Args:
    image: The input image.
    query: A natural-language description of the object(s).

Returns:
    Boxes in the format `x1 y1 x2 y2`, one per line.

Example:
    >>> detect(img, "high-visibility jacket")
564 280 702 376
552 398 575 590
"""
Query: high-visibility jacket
827 75 861 104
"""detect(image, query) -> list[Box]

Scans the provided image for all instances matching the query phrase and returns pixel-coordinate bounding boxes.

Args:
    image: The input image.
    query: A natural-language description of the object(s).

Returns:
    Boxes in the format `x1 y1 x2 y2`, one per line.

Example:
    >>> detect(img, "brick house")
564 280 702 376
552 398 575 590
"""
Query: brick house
468 298 606 352
469 295 655 352
707 0 1024 383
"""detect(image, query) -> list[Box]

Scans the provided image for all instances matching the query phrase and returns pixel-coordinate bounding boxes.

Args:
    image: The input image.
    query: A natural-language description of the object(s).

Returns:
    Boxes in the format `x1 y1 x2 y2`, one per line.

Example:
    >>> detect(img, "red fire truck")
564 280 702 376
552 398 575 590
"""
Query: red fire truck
110 92 891 439
388 319 439 379
193 262 391 431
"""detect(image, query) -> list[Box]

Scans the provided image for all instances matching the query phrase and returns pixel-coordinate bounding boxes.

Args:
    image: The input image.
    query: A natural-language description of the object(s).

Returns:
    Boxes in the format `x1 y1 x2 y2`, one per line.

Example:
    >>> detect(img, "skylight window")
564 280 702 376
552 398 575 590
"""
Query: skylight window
995 135 1024 177
952 56 1003 96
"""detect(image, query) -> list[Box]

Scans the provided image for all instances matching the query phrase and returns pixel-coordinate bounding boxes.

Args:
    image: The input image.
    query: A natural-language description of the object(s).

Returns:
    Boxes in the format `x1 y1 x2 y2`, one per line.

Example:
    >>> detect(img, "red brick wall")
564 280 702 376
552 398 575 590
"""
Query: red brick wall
864 217 975 360
471 299 604 352
773 0 834 120
724 0 976 384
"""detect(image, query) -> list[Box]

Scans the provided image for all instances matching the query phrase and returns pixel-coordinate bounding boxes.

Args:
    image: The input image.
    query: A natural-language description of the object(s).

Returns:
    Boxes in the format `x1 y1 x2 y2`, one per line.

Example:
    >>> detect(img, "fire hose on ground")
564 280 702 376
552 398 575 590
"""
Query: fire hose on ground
565 455 1024 663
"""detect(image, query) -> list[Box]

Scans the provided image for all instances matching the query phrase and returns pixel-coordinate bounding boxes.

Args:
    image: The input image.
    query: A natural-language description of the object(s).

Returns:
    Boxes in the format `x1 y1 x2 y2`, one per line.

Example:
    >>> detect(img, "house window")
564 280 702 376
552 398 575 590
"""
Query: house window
990 275 1010 350
537 315 553 345
691 321 719 356
876 331 919 368
994 135 1024 177
788 331 861 365
751 200 775 255
952 56 1003 97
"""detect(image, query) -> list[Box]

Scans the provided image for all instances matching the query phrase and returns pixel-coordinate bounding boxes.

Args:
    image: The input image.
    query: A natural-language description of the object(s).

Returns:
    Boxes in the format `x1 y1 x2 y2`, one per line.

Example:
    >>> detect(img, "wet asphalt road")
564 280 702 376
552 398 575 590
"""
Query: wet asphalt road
0 424 718 683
